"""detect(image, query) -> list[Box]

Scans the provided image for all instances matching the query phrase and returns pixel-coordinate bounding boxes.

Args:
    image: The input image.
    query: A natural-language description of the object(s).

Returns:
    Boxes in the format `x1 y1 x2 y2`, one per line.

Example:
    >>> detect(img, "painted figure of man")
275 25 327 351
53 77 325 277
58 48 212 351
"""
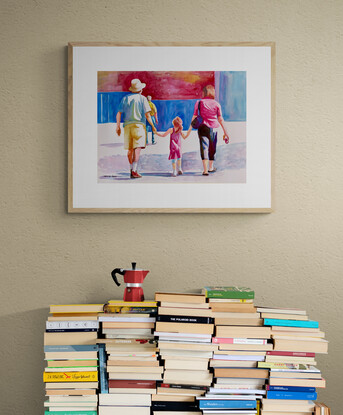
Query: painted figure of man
146 95 158 145
116 79 157 178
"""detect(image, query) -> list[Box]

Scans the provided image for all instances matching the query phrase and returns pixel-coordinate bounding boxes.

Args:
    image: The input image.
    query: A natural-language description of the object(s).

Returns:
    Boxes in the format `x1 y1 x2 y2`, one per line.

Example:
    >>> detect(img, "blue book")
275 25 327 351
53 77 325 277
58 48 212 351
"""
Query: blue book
98 343 109 393
267 391 317 400
199 400 256 409
263 319 319 328
268 385 316 393
44 345 99 352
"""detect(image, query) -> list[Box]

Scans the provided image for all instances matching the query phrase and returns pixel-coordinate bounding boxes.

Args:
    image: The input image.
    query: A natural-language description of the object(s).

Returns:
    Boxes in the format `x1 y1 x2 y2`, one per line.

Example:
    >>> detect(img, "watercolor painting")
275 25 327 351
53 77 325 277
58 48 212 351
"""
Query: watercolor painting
97 70 246 183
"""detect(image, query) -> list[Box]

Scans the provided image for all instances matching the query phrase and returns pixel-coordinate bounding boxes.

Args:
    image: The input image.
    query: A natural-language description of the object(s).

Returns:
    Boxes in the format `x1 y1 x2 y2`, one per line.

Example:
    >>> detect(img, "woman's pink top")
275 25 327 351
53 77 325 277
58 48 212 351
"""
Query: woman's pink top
193 97 222 128
169 128 182 160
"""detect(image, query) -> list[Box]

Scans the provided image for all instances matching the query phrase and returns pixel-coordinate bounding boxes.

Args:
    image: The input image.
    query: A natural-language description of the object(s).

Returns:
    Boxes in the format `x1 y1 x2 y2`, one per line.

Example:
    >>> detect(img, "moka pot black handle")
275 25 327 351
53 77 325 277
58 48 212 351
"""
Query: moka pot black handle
111 268 125 286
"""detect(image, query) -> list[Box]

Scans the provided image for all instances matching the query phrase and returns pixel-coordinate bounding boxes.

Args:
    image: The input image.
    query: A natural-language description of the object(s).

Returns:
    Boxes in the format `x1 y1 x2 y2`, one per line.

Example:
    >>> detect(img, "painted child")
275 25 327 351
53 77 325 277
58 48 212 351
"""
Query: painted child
155 117 190 176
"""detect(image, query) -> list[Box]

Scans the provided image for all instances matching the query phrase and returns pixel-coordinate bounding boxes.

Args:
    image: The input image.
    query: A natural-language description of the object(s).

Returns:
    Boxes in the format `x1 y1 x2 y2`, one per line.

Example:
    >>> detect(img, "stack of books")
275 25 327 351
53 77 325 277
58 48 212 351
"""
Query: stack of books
153 292 215 415
258 306 329 415
201 287 271 414
43 304 103 415
97 300 161 415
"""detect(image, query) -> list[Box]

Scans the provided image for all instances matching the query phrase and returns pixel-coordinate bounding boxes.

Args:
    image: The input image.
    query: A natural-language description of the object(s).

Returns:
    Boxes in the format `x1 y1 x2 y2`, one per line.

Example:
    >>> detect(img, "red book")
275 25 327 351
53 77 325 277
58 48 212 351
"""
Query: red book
108 380 156 389
266 351 315 357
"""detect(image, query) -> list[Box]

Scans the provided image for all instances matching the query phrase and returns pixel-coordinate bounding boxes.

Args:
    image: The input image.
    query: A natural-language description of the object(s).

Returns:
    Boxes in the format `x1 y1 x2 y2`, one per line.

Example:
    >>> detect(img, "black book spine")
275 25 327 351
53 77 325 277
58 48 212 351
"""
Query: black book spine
156 315 214 324
152 401 199 411
160 383 208 391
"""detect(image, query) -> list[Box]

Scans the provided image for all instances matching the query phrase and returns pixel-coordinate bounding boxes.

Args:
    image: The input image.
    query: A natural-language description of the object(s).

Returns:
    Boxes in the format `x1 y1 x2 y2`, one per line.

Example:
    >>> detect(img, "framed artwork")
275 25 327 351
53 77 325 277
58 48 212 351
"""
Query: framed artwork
68 42 275 212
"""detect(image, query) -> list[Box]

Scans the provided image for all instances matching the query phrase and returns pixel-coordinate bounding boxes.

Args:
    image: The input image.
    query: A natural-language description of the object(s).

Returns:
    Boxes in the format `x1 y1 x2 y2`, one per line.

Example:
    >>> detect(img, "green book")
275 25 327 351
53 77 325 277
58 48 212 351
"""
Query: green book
202 286 254 299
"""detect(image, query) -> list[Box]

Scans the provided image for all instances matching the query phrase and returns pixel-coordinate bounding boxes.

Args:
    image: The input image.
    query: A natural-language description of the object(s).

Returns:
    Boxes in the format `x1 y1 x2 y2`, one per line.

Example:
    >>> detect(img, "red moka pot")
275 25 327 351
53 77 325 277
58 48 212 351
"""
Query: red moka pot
111 262 149 302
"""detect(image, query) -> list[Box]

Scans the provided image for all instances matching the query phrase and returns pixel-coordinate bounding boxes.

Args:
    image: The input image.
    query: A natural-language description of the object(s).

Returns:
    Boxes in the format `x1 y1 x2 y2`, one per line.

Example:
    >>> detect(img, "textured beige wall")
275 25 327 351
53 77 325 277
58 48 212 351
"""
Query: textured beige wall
1 0 342 413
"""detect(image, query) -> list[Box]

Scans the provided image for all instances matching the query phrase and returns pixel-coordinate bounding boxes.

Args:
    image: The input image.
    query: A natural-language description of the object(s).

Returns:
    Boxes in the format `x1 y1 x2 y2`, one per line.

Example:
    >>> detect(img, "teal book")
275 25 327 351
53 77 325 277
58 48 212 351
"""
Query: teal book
264 319 319 328
202 286 254 299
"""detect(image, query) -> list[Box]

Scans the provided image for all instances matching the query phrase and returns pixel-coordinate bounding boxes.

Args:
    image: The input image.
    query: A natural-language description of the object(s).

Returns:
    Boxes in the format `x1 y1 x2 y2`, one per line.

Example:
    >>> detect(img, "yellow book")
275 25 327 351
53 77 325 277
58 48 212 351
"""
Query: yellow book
49 304 104 314
107 300 157 307
43 371 98 382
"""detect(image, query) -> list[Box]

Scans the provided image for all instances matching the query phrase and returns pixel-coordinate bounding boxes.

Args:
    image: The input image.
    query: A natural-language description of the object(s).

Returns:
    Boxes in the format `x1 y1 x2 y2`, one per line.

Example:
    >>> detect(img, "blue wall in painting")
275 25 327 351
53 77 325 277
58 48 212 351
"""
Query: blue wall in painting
98 92 198 131
98 71 246 130
216 71 246 122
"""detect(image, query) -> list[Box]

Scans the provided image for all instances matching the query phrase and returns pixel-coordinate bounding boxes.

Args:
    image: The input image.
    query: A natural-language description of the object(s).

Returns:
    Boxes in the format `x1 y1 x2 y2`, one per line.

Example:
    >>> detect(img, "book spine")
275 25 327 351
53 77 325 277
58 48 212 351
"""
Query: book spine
156 315 214 324
266 385 316 392
46 329 98 333
204 288 254 299
199 400 256 409
264 319 319 328
98 343 108 394
266 391 317 400
46 321 99 330
44 412 97 415
108 380 156 388
152 402 199 411
160 383 208 391
266 351 316 357
212 338 267 345
105 306 158 314
44 345 99 352
258 362 311 369
43 372 98 382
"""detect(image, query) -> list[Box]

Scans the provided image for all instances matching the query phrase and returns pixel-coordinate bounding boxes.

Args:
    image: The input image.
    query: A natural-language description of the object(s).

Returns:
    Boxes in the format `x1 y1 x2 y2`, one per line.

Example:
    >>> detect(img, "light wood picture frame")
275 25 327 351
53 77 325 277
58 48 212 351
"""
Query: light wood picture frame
68 42 275 213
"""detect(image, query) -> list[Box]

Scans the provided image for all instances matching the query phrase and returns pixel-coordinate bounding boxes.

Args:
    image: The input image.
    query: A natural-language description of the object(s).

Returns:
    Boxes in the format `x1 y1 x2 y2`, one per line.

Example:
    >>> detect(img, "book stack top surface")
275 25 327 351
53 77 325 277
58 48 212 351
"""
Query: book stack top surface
44 304 101 415
98 300 160 415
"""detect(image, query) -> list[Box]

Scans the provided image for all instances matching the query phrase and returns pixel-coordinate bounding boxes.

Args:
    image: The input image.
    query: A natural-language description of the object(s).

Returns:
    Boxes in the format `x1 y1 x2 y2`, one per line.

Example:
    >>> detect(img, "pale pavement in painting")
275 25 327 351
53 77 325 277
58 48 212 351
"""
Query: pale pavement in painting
98 121 246 183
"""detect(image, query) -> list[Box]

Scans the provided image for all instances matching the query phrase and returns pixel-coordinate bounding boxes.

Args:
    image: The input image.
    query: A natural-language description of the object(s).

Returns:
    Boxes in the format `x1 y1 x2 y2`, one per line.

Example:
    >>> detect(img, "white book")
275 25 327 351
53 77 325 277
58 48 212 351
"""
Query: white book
212 313 260 318
99 393 151 406
213 354 264 361
256 307 307 315
44 367 97 372
47 396 98 402
45 382 98 389
109 388 156 394
160 350 213 358
46 321 99 330
99 406 150 415
160 301 210 309
209 388 265 395
107 366 163 373
103 328 152 335
99 316 156 322
202 411 257 414
215 378 266 386
105 334 154 339
44 402 97 407
155 332 212 339
108 373 162 380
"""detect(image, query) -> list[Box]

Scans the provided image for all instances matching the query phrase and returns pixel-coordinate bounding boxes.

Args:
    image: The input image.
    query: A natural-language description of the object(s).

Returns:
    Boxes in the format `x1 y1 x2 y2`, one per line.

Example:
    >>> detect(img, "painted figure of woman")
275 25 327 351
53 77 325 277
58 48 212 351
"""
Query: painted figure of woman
188 85 230 175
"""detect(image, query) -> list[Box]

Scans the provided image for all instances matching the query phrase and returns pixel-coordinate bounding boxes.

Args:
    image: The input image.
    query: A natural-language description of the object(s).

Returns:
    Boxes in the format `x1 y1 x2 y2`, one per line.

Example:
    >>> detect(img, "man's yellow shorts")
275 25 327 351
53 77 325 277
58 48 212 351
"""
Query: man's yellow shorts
124 123 147 150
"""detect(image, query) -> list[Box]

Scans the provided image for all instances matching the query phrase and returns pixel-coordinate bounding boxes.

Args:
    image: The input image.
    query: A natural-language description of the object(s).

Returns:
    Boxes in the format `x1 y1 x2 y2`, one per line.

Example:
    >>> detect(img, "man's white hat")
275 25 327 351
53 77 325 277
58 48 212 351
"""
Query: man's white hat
129 78 146 92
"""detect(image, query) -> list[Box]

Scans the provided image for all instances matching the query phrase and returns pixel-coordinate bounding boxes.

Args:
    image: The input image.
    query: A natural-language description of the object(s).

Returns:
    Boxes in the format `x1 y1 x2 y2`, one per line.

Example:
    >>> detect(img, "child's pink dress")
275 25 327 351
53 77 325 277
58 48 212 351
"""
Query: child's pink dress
169 128 182 160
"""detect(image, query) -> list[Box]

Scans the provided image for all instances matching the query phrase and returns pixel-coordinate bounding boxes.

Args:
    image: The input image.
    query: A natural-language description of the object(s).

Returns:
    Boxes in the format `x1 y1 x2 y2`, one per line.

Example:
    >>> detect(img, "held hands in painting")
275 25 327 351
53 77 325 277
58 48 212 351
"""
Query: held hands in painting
223 134 229 144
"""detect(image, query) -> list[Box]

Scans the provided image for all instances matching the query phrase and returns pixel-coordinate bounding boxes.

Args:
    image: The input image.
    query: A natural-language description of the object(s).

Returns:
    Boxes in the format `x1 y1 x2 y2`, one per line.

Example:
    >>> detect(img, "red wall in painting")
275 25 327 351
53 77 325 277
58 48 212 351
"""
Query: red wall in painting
98 71 215 100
